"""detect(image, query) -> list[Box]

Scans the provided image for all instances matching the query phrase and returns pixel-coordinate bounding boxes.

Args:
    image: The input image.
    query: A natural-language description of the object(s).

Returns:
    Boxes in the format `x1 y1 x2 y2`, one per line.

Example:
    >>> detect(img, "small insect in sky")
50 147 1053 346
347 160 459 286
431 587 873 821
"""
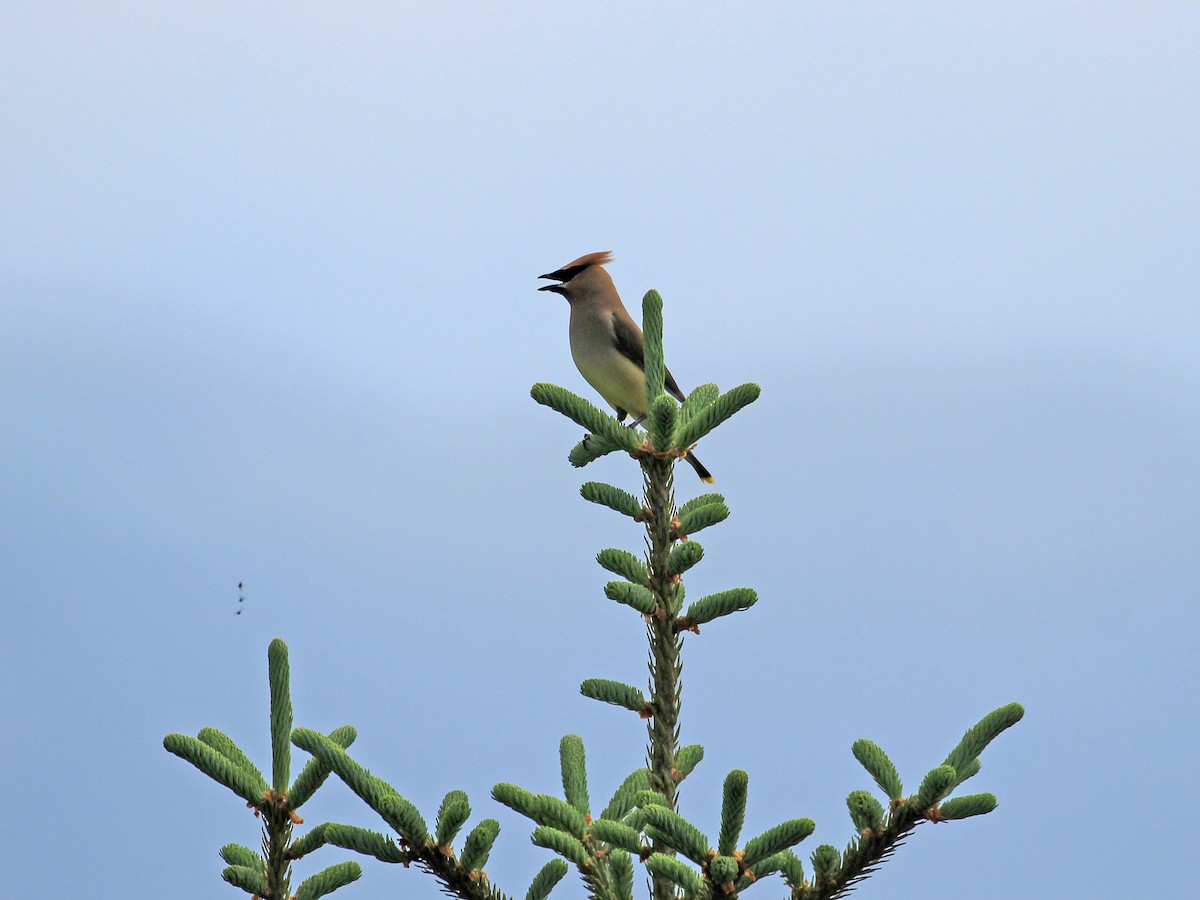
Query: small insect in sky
236 581 245 615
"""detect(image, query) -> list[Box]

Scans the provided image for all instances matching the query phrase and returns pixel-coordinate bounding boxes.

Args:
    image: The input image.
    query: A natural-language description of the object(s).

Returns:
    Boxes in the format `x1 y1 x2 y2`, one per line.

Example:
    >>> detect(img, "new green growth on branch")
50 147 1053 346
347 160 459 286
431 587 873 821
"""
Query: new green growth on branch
166 289 1023 900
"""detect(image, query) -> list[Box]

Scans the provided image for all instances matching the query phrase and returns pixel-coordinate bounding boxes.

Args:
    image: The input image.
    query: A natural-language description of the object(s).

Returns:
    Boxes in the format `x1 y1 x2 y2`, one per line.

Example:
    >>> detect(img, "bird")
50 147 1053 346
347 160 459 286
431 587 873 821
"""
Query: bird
538 251 714 483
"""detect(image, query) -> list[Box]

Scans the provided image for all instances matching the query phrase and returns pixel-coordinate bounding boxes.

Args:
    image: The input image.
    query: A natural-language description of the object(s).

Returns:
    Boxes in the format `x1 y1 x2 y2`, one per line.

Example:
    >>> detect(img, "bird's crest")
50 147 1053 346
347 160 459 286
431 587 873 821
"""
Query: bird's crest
539 250 613 283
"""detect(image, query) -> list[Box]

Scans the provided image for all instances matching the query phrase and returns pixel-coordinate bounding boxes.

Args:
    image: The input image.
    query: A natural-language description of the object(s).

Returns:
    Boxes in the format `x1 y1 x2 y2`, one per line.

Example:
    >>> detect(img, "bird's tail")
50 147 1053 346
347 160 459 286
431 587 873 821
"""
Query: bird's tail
684 451 714 484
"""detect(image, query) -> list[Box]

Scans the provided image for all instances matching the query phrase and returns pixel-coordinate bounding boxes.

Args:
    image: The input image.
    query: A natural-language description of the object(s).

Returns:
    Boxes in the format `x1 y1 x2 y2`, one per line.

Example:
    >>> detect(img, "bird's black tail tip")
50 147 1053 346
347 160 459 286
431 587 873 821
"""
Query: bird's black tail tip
684 452 714 483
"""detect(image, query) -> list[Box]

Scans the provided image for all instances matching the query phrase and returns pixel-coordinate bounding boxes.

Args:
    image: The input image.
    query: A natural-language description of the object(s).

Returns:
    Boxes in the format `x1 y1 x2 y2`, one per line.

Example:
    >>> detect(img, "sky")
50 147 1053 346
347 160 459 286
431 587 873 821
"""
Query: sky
2 2 1197 897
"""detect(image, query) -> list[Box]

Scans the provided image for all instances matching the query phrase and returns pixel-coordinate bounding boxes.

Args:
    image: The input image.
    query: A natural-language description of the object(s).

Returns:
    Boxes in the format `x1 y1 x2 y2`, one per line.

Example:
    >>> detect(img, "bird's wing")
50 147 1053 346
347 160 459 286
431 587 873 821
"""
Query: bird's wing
610 312 645 369
610 312 687 403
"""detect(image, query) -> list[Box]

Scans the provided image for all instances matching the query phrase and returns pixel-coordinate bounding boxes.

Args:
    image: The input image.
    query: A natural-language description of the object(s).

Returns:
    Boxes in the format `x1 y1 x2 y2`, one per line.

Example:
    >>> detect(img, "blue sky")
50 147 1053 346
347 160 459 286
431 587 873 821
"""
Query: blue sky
2 3 1197 897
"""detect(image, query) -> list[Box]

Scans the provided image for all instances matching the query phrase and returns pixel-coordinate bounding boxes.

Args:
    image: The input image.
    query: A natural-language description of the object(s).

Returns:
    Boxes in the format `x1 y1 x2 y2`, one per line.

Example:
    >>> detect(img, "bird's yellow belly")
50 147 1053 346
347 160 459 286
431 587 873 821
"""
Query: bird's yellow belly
572 346 648 417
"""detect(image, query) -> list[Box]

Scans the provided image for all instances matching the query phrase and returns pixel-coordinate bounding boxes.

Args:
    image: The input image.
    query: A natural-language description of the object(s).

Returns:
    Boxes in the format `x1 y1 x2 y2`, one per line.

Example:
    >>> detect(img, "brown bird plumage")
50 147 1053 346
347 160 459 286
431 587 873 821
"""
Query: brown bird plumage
539 252 713 483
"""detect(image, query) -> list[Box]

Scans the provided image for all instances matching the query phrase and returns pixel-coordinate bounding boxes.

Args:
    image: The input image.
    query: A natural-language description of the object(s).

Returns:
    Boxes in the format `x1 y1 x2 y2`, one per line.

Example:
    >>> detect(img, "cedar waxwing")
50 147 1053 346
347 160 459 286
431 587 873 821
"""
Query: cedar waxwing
538 251 714 483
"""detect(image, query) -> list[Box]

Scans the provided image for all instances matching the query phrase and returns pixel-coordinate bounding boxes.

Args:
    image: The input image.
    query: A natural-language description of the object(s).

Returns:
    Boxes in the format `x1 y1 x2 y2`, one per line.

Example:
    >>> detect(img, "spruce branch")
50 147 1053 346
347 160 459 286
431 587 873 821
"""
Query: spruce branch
492 784 586 839
289 724 357 810
531 383 640 454
678 588 757 632
580 678 651 715
198 727 268 791
167 292 1026 900
460 819 502 874
532 793 589 839
933 793 997 821
598 548 652 585
914 765 957 811
744 850 791 883
642 290 667 406
588 819 646 855
779 851 806 890
953 757 982 786
676 384 720 437
525 860 570 900
810 845 841 888
741 819 816 868
674 500 729 539
531 826 589 867
850 740 903 802
493 783 540 821
293 727 429 845
608 850 635 900
220 844 261 868
165 643 371 898
943 703 1025 788
291 728 511 900
667 540 704 578
497 740 634 900
718 770 748 855
569 433 625 468
560 734 591 816
162 733 269 806
648 395 679 452
641 453 687 900
674 744 705 781
260 759 299 896
605 581 659 615
644 854 705 898
222 864 270 896
294 861 363 900
845 790 885 835
709 854 739 888
676 492 725 520
601 768 652 820
287 823 332 860
268 638 292 793
633 789 673 811
436 790 473 847
301 823 409 864
804 705 1025 898
640 805 712 865
582 482 647 520
673 383 760 449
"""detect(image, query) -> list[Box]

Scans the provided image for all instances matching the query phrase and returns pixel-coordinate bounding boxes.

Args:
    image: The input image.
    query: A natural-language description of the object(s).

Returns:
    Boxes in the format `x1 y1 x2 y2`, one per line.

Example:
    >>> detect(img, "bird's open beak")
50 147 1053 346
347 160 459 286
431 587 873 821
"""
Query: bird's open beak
538 283 567 295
